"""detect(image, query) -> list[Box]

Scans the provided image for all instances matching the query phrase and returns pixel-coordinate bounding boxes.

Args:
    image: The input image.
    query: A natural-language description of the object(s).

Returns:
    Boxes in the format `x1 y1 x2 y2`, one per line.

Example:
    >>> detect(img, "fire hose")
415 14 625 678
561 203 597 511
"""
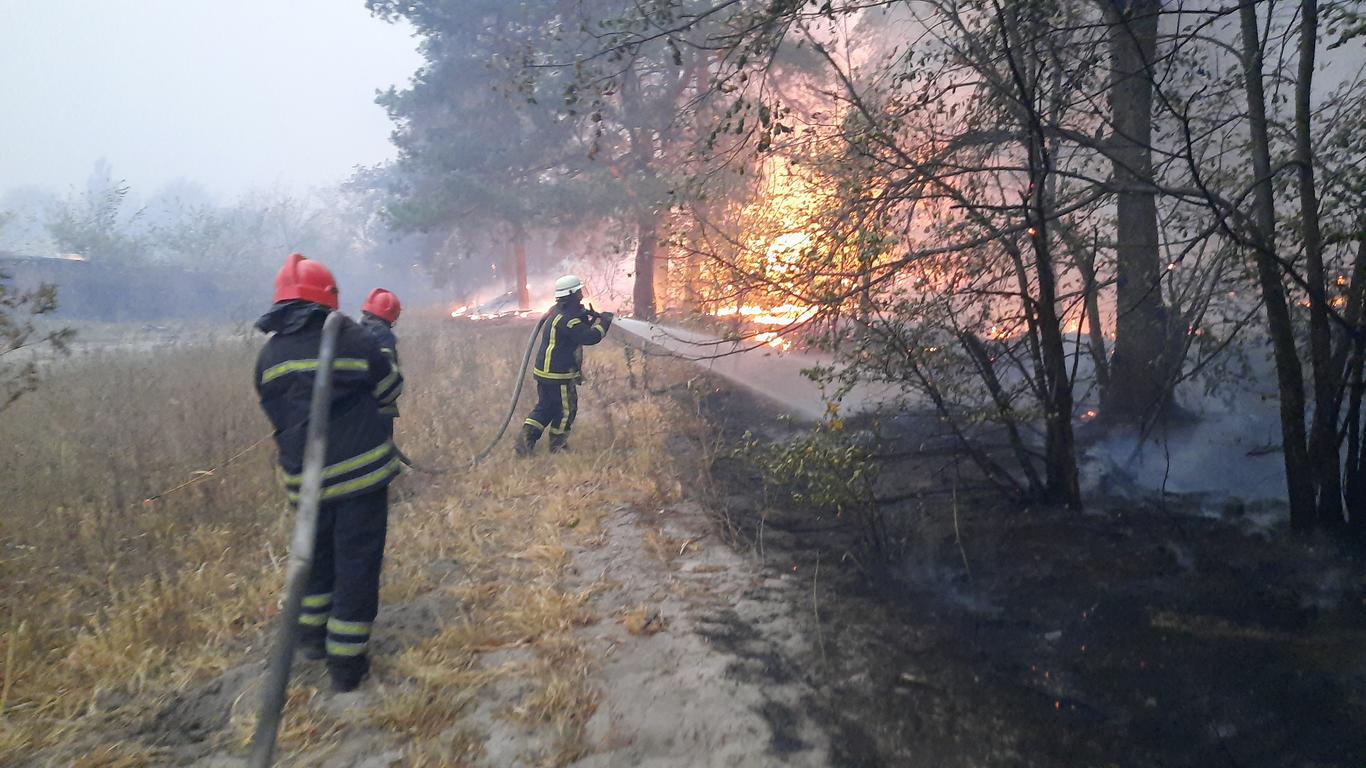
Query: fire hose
250 310 342 768
145 311 553 504
307 310 551 474
468 310 552 467
178 310 569 764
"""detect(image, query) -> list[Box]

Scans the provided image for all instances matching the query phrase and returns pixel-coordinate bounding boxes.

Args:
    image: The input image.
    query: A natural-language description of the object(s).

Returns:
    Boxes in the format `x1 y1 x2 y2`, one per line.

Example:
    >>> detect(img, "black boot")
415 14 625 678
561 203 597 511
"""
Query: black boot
548 433 570 453
328 654 370 693
298 626 326 661
515 423 541 457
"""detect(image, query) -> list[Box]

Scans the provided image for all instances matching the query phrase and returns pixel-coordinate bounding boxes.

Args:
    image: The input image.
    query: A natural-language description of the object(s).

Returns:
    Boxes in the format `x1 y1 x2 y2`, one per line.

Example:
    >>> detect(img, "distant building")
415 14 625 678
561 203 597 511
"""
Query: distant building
0 251 258 322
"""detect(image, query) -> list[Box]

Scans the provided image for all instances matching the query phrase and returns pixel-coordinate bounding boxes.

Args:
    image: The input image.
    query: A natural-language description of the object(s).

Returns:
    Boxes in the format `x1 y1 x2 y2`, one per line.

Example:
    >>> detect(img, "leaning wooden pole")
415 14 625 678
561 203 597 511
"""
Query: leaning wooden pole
249 310 342 767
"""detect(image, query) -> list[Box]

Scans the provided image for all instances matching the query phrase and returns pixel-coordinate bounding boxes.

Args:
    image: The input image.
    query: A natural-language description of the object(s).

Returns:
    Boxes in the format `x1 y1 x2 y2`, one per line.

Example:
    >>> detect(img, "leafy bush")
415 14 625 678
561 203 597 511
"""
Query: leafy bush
744 418 895 568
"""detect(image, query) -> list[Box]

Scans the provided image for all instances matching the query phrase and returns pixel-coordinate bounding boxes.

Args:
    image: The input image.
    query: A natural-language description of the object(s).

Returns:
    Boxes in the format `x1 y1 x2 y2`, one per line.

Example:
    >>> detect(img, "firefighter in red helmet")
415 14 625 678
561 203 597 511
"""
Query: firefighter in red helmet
254 253 403 692
360 289 402 425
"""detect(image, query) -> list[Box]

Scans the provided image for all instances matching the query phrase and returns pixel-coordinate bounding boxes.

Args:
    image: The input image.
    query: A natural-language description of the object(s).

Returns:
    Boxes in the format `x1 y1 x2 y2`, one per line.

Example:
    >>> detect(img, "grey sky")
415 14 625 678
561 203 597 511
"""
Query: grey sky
0 0 420 199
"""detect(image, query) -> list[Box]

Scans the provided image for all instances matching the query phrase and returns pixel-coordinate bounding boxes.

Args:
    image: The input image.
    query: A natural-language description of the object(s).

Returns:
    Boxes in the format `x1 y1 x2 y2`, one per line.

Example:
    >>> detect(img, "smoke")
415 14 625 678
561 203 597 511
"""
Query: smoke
1080 404 1287 506
621 315 1290 512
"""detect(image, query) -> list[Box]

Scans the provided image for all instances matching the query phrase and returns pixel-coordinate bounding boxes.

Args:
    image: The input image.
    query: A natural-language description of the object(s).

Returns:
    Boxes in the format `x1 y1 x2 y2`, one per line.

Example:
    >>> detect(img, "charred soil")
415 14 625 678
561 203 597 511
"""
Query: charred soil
687 378 1366 768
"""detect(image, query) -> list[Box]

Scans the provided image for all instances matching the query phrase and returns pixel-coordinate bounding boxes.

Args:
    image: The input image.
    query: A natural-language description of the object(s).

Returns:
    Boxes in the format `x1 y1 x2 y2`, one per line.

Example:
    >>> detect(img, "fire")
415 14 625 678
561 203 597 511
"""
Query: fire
715 303 817 327
450 299 551 322
754 331 791 350
714 303 814 350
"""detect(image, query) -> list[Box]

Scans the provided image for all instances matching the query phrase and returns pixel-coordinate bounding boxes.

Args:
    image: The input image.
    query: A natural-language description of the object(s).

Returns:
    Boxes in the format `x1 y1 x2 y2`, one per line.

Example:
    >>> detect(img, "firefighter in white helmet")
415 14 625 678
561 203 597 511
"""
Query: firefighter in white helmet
517 275 613 455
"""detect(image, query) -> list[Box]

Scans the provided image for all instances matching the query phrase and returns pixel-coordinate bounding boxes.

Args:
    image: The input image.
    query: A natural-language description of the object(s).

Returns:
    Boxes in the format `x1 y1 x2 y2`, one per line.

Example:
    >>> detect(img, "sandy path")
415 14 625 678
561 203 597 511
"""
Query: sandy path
564 501 831 768
145 499 833 767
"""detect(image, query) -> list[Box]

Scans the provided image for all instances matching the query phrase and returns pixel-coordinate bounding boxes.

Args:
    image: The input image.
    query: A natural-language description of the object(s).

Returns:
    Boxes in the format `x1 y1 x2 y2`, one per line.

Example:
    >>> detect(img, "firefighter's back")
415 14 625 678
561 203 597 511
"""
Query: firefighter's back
255 303 402 504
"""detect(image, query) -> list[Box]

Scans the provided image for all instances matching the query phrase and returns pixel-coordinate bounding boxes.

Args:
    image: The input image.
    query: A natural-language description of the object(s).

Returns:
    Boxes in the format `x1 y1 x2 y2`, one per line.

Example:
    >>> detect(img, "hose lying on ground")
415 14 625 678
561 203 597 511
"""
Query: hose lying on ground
469 311 551 467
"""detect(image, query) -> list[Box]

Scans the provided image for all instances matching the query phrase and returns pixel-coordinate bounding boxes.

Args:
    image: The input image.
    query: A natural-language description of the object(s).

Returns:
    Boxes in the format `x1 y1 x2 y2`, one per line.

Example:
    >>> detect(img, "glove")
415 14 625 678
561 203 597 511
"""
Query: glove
598 311 615 331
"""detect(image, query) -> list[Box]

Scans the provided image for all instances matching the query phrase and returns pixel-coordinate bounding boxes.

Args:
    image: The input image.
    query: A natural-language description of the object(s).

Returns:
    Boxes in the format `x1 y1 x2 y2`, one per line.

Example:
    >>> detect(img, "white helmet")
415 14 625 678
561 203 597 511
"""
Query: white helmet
553 274 585 298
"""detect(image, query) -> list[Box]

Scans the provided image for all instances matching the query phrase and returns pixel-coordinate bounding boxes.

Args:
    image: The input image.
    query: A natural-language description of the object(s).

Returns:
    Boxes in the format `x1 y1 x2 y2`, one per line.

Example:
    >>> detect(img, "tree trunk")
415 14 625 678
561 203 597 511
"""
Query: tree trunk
1339 235 1366 536
652 216 669 312
1028 102 1081 509
1238 0 1316 530
959 330 1045 495
1075 242 1112 395
1344 347 1366 538
1345 343 1365 535
1101 0 1171 423
621 64 660 322
682 218 703 313
1032 216 1082 509
633 208 660 321
1293 0 1343 527
995 5 1081 508
512 223 530 311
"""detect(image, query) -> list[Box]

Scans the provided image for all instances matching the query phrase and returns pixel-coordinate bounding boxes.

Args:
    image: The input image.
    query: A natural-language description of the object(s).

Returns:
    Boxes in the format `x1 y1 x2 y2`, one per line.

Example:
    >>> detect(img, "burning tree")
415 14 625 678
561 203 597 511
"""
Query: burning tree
372 0 1366 528
582 0 1366 526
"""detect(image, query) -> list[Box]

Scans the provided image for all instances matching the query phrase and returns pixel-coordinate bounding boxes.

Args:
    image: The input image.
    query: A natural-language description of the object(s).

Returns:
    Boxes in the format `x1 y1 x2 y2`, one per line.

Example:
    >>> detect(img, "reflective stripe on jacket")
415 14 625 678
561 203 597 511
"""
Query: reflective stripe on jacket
533 300 607 381
255 303 403 504
361 314 402 418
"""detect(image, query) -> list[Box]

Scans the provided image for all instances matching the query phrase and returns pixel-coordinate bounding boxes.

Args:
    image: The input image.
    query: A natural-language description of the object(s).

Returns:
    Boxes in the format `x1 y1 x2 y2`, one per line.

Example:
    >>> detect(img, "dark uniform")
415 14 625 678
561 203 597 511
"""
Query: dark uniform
361 313 400 421
519 297 611 453
254 301 403 689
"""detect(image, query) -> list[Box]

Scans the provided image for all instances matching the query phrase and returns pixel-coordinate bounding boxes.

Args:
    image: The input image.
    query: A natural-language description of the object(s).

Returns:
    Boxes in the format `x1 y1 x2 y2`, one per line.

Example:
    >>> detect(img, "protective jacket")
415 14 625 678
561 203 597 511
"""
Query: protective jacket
532 299 609 381
360 313 400 418
255 302 404 504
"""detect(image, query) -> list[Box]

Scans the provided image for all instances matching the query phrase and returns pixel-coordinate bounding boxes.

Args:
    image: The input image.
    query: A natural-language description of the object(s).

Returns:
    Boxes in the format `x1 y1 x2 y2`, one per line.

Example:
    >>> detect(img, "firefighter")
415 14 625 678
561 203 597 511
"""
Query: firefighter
360 288 402 424
254 253 404 692
517 274 613 455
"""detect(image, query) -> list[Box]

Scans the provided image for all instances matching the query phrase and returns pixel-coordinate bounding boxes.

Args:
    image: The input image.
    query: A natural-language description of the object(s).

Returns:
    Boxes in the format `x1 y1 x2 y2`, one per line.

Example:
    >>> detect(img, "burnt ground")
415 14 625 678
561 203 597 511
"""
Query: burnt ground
674 374 1366 768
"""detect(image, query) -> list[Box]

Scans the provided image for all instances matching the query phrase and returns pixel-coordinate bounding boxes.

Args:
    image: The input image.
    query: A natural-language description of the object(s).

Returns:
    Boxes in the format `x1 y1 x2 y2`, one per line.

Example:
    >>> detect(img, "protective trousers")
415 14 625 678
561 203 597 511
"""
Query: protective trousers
298 487 389 668
524 378 578 441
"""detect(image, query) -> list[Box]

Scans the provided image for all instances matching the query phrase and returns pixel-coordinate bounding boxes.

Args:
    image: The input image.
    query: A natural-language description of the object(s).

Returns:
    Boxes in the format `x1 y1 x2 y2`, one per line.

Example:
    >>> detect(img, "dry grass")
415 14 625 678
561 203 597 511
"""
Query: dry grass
0 334 282 760
0 314 685 766
366 323 682 765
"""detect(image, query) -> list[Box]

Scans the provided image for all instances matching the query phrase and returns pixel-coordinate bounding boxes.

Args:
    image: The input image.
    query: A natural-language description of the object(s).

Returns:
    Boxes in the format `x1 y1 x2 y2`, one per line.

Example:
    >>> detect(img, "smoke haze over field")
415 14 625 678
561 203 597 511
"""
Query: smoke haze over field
0 0 420 198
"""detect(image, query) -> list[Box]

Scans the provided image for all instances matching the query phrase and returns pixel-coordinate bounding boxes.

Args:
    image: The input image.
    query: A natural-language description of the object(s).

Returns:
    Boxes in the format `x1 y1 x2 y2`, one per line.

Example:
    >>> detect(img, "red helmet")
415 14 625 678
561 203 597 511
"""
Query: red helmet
362 288 401 324
272 253 338 309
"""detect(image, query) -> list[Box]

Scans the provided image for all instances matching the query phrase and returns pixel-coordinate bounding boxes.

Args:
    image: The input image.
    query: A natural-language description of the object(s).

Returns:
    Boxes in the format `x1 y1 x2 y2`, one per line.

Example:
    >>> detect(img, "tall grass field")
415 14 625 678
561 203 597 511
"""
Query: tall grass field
0 315 688 766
